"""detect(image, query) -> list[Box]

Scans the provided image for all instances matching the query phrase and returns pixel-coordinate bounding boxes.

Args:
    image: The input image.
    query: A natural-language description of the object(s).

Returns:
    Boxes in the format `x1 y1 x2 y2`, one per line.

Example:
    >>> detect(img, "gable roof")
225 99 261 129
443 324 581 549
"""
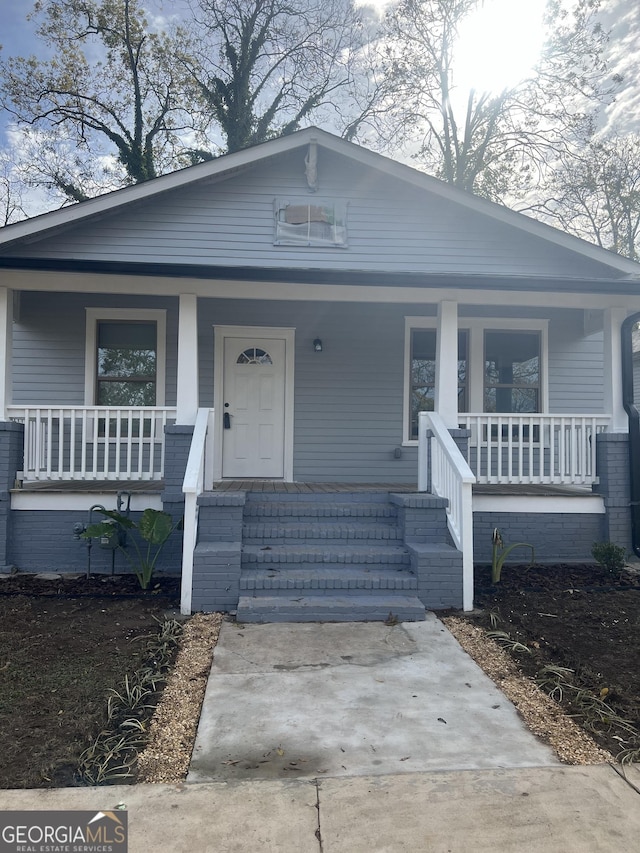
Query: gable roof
1 126 639 279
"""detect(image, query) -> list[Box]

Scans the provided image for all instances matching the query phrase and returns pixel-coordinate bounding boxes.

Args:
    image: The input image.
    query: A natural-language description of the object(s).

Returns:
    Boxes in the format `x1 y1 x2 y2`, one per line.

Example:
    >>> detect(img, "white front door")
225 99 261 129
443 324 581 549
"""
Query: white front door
221 336 287 478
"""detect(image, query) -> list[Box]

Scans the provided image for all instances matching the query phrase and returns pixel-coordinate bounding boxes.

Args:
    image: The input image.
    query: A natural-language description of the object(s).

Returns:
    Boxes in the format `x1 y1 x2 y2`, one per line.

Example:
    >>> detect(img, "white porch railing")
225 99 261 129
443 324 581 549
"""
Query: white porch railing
181 407 212 615
7 406 176 481
418 411 476 612
461 414 611 486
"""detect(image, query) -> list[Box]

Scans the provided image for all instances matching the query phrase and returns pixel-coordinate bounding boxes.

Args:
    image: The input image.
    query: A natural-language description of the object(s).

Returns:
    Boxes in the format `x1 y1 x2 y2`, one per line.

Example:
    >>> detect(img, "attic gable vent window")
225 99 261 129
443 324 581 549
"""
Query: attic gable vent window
274 199 348 247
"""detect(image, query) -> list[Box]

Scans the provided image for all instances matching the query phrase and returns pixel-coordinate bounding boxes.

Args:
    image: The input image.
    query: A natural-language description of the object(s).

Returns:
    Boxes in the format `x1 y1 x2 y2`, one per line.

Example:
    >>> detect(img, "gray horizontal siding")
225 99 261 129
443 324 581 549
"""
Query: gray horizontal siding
8 151 619 280
10 293 605 482
548 310 604 413
197 298 417 482
12 292 178 406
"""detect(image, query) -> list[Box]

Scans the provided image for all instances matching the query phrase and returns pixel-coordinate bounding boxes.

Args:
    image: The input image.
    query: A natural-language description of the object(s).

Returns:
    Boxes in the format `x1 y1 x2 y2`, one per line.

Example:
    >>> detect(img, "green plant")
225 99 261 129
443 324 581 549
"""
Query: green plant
491 528 535 584
591 541 627 577
486 630 531 655
535 665 576 702
75 618 182 785
488 610 502 629
83 508 181 590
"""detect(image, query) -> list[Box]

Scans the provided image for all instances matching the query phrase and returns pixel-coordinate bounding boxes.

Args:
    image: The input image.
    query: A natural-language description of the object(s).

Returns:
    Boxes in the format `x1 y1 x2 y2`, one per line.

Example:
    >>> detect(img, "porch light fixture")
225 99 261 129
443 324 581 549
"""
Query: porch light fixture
313 338 323 352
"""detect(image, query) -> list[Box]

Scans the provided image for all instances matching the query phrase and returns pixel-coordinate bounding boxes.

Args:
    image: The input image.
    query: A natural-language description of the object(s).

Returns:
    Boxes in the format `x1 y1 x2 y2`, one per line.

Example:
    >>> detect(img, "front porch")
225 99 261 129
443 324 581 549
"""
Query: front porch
0 410 625 619
0 294 633 615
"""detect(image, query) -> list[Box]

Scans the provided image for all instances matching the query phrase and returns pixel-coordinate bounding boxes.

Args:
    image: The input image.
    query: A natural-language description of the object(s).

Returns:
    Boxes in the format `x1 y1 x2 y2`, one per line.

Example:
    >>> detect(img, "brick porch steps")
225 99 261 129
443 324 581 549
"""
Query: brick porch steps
192 489 461 620
242 543 411 567
242 522 402 543
235 492 427 622
239 566 418 592
243 500 399 520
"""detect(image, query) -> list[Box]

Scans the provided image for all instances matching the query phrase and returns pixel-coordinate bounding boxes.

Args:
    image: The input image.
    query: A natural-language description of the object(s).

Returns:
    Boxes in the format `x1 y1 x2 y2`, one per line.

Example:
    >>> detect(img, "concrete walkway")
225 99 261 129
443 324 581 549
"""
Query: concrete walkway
188 615 557 782
2 618 639 851
2 766 639 851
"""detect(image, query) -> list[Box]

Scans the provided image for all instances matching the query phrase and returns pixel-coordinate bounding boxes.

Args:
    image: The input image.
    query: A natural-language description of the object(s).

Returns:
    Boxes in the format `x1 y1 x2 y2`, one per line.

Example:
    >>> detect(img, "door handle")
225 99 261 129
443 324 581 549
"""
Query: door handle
223 412 231 430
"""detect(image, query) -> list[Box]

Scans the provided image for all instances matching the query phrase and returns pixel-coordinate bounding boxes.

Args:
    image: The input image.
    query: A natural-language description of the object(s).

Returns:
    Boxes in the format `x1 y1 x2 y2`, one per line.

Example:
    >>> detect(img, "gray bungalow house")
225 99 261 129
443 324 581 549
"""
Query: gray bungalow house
0 126 639 622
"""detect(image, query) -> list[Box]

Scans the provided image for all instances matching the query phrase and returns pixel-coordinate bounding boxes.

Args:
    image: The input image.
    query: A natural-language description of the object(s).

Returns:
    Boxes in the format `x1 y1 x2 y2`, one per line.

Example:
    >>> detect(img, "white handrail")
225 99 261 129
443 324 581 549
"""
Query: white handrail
419 411 476 612
181 408 212 615
461 413 611 485
7 406 176 481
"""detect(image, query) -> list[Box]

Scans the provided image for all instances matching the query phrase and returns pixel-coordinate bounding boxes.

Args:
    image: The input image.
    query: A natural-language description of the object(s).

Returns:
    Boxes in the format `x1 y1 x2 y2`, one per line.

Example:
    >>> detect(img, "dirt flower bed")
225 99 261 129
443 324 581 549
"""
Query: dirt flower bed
0 572 181 789
459 562 640 762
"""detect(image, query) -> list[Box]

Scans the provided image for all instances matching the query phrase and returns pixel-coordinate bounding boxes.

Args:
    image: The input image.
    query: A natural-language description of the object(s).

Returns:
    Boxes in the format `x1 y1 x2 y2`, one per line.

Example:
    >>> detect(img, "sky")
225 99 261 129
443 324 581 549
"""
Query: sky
2 0 636 130
454 0 547 94
0 0 638 215
0 1 40 59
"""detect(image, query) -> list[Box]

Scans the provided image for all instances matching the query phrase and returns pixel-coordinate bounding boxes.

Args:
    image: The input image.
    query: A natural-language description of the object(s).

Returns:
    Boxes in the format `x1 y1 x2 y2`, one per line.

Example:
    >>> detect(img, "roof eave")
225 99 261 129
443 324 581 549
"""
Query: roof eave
1 255 639 295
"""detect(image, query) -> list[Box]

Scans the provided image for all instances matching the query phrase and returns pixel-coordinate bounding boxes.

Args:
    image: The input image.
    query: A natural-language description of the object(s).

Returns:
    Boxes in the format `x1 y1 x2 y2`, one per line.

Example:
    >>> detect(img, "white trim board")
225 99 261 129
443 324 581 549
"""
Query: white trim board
473 494 605 514
4 270 640 312
11 492 163 512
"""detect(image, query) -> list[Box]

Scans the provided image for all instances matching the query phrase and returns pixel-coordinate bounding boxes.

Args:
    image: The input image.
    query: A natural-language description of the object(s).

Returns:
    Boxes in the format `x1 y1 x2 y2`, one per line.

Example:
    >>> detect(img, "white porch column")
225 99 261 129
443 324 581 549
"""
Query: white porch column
603 307 628 432
0 288 12 421
176 294 199 425
435 300 459 429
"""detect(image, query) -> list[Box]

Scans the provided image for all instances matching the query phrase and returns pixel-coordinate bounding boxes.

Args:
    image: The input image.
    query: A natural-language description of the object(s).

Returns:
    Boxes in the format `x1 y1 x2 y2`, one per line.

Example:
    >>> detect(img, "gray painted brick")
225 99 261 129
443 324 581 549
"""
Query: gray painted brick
8 508 181 574
473 512 604 562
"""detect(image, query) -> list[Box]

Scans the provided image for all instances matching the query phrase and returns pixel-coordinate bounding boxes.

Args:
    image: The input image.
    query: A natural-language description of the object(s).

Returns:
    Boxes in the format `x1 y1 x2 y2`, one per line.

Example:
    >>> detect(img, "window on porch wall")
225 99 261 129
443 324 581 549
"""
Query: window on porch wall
410 329 468 439
96 320 157 438
96 321 157 406
483 330 540 413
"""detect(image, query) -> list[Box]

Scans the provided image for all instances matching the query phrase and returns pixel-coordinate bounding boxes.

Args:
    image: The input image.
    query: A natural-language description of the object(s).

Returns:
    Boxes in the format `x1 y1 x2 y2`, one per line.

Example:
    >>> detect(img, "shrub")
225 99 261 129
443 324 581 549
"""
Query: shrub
591 541 627 577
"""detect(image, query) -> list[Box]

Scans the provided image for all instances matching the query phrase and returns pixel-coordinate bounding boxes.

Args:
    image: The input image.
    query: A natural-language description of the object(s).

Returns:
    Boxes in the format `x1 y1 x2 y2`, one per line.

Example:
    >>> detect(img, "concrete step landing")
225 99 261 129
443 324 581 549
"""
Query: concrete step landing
236 593 427 623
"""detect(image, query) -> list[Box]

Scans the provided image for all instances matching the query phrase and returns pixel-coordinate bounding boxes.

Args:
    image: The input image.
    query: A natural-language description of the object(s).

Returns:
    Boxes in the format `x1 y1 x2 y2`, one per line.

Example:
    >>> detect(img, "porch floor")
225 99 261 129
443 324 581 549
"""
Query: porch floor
17 480 164 493
210 481 419 493
14 480 595 497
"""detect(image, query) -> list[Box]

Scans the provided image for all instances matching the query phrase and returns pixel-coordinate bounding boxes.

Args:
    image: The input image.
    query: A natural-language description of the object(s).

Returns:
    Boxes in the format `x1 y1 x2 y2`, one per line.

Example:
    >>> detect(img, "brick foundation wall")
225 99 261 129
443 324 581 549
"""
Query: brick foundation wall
593 433 633 553
8 509 182 575
0 422 23 570
473 512 605 563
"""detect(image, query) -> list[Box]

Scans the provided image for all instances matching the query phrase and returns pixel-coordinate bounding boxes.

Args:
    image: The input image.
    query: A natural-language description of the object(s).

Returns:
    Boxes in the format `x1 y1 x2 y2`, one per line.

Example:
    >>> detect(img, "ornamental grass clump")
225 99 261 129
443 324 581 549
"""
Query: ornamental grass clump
491 528 535 584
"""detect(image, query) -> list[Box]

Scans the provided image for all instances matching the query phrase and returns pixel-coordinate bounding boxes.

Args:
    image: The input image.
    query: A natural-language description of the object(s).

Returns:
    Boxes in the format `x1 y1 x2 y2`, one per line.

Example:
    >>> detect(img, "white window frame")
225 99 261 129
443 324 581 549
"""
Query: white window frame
84 308 167 406
403 316 549 445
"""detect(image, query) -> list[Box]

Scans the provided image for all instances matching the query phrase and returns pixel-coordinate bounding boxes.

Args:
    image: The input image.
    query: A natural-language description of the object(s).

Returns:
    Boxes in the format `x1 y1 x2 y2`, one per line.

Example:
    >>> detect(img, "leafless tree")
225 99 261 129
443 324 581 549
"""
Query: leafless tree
378 0 617 202
524 133 640 260
180 0 375 153
0 0 192 201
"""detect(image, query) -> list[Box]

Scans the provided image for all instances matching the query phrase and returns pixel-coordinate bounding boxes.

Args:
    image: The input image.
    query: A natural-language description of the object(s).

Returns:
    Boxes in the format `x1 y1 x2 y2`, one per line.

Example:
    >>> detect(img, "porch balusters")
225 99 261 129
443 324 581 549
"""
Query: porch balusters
461 414 611 485
7 406 176 481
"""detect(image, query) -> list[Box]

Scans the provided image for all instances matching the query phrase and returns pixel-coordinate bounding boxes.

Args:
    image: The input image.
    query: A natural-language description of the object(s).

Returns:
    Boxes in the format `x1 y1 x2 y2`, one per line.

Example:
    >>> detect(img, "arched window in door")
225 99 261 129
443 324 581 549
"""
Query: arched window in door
237 347 273 365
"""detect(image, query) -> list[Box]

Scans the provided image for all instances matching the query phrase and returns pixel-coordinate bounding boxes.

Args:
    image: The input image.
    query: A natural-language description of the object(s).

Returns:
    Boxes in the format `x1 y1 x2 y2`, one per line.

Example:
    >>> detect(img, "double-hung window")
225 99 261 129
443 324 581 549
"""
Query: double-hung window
484 330 541 413
85 308 166 408
96 321 157 406
404 317 547 443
